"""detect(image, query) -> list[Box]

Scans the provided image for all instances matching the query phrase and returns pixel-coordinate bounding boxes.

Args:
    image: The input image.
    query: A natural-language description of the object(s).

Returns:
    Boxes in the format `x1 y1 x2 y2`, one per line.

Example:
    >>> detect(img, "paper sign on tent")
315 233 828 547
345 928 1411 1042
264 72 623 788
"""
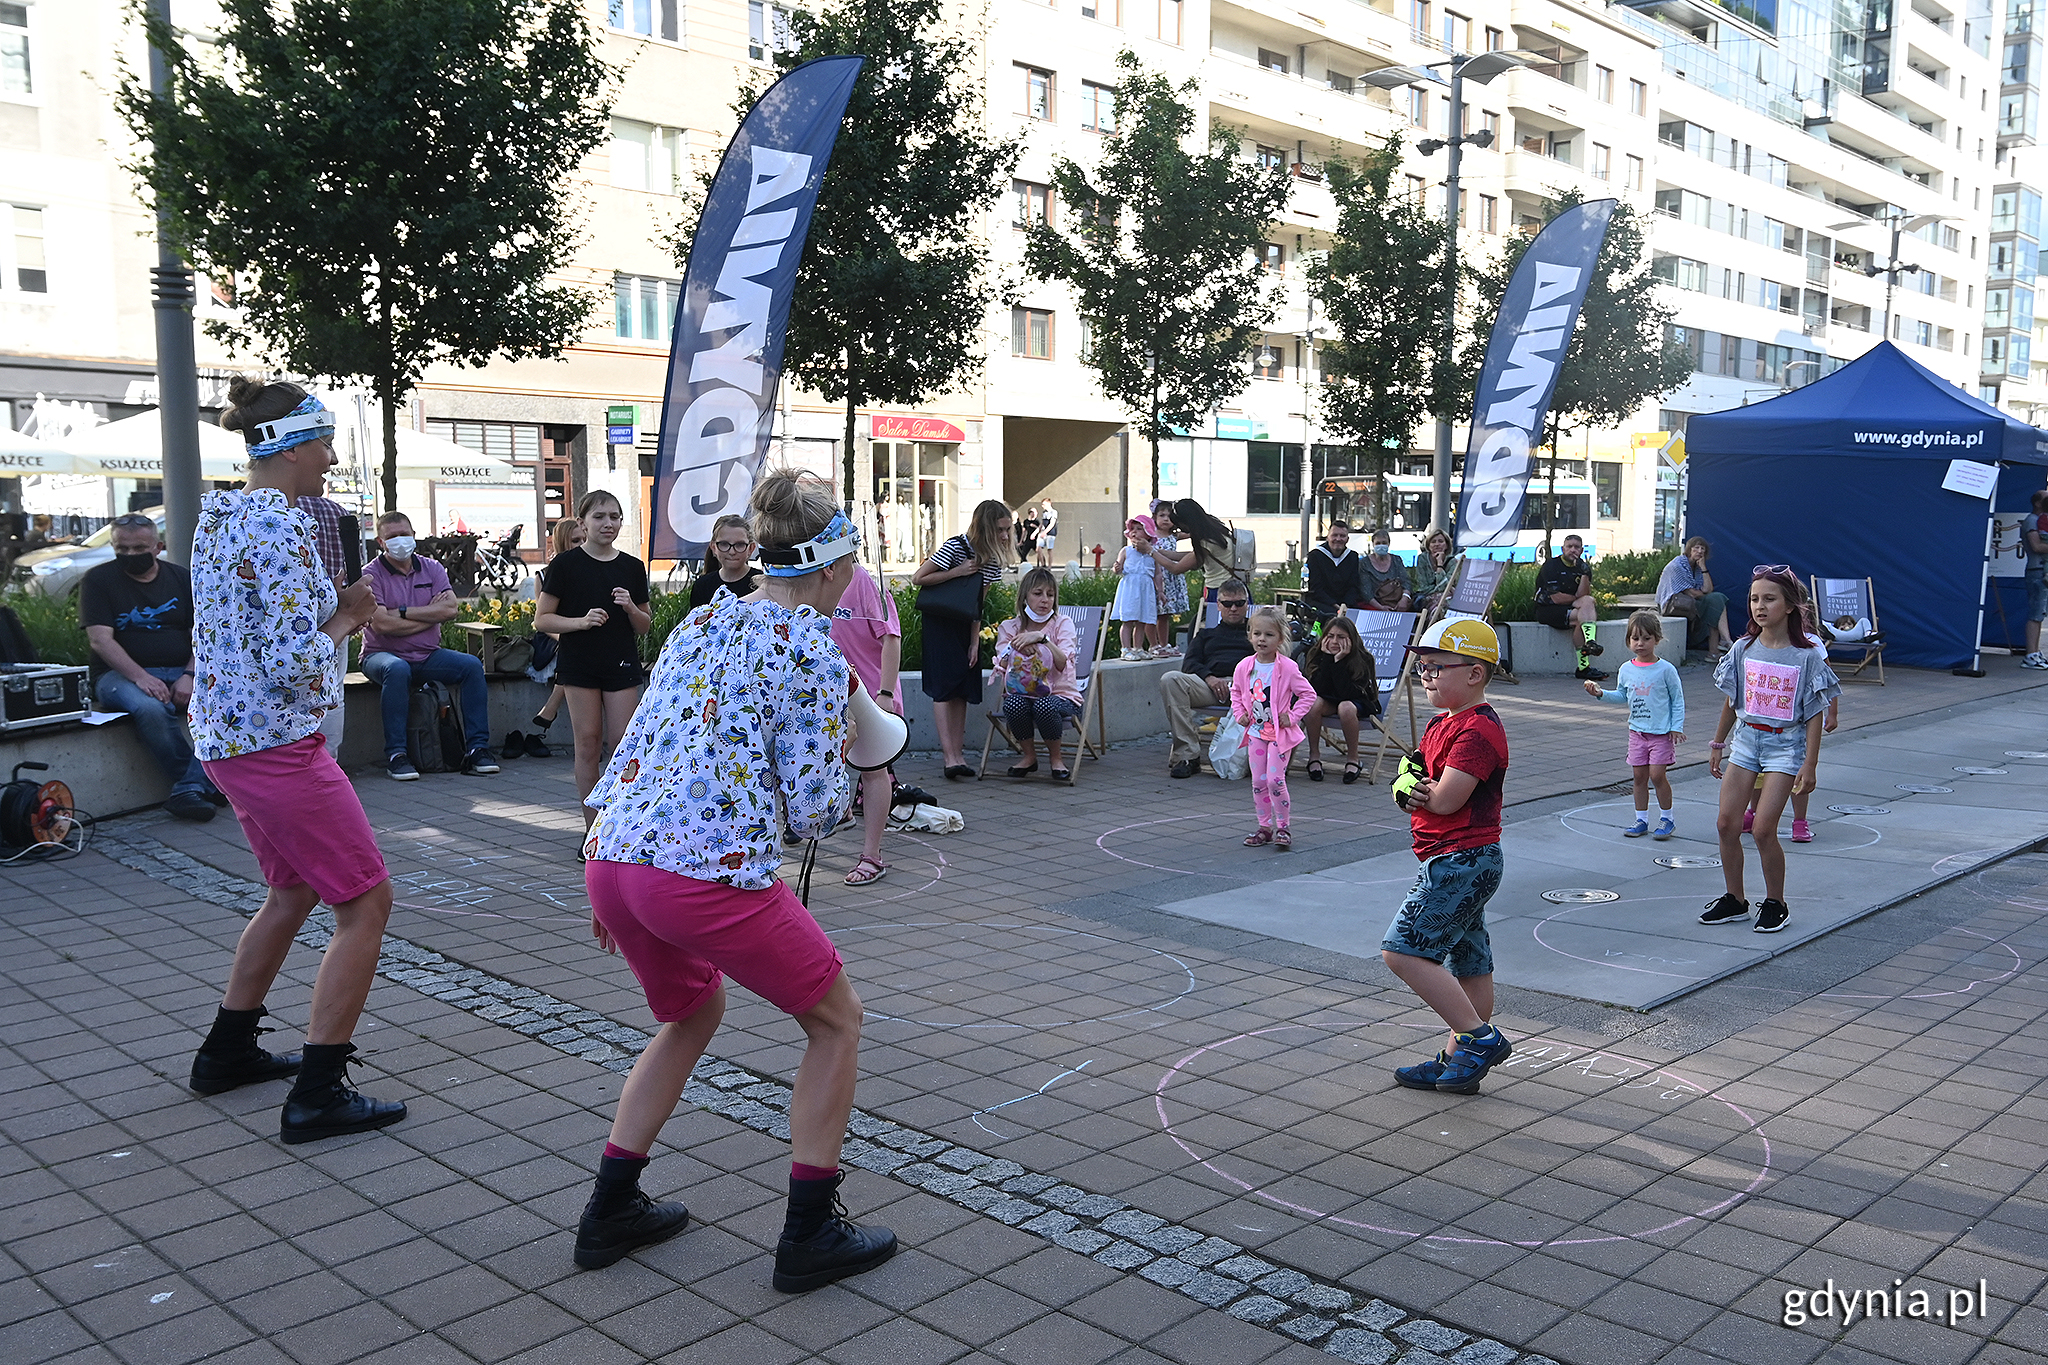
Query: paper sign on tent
1940 459 1999 499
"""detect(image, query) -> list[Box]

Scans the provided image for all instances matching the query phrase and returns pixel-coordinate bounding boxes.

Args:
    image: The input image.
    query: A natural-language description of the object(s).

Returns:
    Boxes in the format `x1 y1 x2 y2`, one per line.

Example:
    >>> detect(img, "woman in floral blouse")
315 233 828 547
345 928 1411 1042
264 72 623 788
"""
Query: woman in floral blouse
187 376 401 1146
572 471 897 1293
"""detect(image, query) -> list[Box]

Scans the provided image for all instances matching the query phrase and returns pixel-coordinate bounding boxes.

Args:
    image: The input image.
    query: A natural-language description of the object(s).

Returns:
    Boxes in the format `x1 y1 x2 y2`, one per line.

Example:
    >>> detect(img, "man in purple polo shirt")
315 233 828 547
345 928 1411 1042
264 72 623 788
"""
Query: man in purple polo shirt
360 512 498 781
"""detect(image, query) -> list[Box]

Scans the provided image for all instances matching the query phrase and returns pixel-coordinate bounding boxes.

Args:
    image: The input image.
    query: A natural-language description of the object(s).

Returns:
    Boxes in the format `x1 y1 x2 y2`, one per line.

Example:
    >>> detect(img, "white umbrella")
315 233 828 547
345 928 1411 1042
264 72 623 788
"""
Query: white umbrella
390 426 522 483
69 411 251 480
0 428 99 476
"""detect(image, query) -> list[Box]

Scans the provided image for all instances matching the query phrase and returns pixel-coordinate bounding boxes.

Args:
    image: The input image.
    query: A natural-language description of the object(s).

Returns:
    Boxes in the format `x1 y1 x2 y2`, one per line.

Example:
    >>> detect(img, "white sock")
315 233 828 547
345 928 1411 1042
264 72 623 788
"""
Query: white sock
1658 805 1673 819
1634 806 1648 819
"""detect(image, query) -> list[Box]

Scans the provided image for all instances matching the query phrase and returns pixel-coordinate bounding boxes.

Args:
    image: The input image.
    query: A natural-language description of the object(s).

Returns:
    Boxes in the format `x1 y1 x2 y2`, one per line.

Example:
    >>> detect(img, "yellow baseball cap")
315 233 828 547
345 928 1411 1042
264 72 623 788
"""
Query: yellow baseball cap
1407 617 1500 667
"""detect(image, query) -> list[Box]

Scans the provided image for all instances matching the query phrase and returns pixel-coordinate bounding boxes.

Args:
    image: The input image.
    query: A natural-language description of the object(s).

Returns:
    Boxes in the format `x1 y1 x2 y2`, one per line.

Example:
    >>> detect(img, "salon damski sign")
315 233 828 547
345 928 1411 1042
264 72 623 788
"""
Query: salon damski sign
649 56 864 560
1454 199 1616 549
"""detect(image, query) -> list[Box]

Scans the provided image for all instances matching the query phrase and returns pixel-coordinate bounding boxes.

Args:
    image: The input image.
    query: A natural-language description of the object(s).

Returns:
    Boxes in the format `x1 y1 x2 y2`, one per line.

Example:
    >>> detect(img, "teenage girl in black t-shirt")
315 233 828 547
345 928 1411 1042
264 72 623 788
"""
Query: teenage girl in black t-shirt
536 490 651 832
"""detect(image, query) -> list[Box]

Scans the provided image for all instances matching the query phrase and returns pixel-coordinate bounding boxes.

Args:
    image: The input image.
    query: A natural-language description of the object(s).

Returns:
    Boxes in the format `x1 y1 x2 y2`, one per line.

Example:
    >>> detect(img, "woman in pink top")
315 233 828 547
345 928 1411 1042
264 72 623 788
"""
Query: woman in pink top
1232 606 1316 850
829 564 902 885
989 567 1083 782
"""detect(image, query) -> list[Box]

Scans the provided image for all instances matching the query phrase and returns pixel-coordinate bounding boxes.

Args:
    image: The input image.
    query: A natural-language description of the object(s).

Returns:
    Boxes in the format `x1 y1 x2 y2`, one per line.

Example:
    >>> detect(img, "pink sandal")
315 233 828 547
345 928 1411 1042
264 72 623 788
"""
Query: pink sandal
843 856 887 886
1273 827 1292 850
1243 828 1273 847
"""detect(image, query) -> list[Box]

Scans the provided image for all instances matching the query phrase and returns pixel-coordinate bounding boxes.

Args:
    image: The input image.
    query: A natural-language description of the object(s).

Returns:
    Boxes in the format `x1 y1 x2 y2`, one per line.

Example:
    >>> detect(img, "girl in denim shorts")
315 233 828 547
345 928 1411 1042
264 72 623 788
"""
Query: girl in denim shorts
1701 569 1841 935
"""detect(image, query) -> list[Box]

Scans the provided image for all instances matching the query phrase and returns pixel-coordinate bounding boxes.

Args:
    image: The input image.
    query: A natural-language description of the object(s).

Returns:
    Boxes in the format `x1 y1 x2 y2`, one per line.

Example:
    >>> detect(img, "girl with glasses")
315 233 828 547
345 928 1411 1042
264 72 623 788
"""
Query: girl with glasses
686 513 760 608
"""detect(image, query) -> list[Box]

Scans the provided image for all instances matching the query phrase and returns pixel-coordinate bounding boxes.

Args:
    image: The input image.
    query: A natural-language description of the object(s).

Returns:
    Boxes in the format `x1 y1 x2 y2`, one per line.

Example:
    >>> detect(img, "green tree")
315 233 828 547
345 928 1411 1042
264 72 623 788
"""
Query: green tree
119 0 613 512
1025 50 1291 499
1308 136 1451 494
1463 188 1690 546
749 0 1019 503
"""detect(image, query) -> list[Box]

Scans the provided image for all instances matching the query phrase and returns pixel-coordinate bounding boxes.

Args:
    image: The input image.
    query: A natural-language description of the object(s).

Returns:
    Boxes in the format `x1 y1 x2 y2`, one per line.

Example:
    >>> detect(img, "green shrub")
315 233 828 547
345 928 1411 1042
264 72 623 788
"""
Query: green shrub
3 589 88 666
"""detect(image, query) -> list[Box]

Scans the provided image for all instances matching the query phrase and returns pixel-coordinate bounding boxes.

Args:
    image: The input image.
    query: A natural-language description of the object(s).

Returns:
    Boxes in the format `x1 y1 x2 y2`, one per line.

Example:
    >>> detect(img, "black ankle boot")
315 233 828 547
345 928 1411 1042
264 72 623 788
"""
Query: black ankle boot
772 1171 897 1293
279 1042 405 1145
190 1006 301 1095
573 1155 689 1269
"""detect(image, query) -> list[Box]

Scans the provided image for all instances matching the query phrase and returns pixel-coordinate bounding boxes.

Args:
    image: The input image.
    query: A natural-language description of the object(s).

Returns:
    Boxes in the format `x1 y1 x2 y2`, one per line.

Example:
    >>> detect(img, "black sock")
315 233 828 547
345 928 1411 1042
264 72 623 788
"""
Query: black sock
200 1006 263 1053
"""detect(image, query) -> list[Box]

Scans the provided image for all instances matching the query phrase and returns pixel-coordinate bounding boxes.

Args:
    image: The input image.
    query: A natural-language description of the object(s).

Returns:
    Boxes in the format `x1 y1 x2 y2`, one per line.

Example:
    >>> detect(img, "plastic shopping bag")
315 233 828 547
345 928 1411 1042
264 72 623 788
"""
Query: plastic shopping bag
1208 716 1250 781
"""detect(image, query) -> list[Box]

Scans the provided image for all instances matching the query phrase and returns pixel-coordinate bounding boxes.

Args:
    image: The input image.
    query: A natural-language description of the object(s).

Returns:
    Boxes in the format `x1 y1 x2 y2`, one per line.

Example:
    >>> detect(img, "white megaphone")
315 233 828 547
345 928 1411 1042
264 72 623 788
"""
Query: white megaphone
844 681 909 772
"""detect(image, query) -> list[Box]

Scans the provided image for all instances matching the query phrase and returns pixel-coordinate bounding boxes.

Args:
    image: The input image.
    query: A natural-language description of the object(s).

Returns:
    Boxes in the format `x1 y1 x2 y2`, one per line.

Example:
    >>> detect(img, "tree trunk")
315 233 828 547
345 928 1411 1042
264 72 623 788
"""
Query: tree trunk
377 370 399 516
1148 352 1161 503
842 349 858 507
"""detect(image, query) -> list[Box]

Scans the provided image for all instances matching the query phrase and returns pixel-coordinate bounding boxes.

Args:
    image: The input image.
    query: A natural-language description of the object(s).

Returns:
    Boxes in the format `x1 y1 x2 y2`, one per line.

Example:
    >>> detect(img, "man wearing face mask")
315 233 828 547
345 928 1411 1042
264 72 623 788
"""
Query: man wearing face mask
78 514 224 821
360 512 498 780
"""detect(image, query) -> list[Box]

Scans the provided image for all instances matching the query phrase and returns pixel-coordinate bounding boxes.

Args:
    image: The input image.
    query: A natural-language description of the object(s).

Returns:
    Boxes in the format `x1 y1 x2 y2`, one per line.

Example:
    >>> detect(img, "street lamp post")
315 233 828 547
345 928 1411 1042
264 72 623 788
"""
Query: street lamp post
145 0 204 567
1369 51 1522 539
1828 211 1955 342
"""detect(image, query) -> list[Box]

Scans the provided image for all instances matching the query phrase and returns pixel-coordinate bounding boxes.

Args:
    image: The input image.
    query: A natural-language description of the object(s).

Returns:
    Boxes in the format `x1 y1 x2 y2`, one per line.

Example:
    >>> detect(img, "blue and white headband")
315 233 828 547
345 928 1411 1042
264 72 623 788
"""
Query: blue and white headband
245 395 335 460
758 511 859 577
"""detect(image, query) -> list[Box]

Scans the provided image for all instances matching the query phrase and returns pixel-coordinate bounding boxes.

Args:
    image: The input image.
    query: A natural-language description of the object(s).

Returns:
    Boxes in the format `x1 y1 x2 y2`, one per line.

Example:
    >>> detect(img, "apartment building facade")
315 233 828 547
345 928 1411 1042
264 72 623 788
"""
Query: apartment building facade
3 0 2021 567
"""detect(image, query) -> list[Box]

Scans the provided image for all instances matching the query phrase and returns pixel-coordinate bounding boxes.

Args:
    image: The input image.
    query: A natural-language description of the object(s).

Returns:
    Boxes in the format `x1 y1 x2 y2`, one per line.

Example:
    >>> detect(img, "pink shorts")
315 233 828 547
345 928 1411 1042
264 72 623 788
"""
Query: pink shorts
202 734 388 905
1627 731 1677 768
585 860 844 1022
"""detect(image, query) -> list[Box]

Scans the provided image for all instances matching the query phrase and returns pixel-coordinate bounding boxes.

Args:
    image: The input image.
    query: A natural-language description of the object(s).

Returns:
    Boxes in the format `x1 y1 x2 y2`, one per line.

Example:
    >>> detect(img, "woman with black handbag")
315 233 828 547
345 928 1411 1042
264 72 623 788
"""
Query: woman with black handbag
911 500 1013 778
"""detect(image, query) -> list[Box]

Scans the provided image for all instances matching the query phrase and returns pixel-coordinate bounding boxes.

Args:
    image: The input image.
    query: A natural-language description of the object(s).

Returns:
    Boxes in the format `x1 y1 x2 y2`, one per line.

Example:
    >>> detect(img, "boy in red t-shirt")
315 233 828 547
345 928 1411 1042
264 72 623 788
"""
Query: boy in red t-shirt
1385 618 1513 1095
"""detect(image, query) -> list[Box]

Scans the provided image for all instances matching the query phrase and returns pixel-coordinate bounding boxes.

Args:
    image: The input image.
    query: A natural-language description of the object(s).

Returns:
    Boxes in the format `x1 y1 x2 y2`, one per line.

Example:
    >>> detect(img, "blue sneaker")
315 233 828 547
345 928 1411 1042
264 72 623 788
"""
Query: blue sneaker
1394 1052 1450 1090
1622 818 1650 838
1651 816 1676 841
1435 1024 1512 1095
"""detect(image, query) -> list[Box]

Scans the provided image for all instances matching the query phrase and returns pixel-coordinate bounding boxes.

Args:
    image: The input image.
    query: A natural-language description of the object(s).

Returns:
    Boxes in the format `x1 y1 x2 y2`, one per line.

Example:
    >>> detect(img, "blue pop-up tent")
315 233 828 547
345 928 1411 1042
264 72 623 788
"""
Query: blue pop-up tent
1687 342 2048 670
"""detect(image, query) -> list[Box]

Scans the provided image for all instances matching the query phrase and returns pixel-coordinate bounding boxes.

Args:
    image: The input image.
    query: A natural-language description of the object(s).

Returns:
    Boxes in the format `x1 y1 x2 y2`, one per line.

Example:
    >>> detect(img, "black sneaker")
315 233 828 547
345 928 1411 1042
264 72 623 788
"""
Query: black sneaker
1575 665 1609 682
1170 760 1199 779
525 731 553 758
1753 899 1790 933
1699 893 1750 925
387 754 420 782
1580 638 1604 657
463 748 500 776
774 1203 898 1292
164 791 216 822
574 1190 690 1269
499 731 524 761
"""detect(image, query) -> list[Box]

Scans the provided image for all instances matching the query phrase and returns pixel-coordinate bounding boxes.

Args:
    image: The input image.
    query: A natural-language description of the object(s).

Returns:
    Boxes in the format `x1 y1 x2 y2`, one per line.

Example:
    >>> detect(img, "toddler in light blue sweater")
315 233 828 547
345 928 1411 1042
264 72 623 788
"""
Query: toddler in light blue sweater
1584 611 1686 839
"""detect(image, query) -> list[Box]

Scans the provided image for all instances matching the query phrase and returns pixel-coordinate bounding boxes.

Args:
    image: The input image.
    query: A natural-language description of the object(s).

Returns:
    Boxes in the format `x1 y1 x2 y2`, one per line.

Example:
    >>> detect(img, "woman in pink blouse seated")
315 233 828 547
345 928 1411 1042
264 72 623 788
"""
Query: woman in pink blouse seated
572 470 896 1293
989 567 1083 781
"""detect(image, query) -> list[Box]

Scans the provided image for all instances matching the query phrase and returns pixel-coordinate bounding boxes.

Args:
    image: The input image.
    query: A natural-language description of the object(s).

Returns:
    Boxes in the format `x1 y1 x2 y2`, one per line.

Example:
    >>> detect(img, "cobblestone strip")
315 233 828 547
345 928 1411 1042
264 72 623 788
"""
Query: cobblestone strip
102 830 1553 1365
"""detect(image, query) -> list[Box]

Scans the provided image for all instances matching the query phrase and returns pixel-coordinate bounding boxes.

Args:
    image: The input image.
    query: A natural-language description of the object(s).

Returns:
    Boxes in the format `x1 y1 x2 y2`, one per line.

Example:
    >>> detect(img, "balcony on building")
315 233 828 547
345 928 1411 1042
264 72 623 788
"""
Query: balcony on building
1207 3 1406 145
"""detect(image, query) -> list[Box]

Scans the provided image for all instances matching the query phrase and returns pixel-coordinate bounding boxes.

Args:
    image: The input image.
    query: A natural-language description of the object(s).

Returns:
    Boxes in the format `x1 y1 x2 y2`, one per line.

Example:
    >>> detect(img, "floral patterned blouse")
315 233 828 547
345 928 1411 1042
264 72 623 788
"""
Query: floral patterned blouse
583 589 852 889
190 489 340 761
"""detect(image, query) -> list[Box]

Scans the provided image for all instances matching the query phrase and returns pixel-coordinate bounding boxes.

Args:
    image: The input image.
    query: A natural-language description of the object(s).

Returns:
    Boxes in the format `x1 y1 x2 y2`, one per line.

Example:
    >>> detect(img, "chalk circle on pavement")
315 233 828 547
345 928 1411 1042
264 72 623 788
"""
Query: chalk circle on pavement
1154 1020 1773 1250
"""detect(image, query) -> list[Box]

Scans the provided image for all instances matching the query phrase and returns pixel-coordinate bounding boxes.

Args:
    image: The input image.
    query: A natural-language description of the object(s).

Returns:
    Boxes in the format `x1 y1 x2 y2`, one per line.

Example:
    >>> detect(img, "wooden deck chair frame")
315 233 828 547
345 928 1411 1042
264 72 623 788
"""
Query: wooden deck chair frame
1810 575 1886 684
1344 608 1424 783
977 605 1111 783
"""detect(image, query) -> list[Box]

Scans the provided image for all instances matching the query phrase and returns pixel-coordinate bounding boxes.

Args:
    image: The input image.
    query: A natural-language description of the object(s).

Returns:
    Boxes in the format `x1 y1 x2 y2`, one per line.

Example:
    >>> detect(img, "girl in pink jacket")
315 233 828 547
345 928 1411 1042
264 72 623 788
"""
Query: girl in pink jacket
1233 606 1316 849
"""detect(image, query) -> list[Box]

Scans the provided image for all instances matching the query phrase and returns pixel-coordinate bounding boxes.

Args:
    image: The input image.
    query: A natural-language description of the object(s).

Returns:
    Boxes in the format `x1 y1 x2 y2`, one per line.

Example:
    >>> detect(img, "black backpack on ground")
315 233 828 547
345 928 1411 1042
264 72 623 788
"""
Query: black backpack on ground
406 681 467 773
0 606 37 665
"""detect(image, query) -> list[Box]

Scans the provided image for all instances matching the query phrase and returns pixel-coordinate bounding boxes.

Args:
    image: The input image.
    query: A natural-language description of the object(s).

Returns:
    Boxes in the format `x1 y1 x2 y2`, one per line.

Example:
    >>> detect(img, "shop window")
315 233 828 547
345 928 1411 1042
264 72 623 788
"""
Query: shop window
1592 461 1621 520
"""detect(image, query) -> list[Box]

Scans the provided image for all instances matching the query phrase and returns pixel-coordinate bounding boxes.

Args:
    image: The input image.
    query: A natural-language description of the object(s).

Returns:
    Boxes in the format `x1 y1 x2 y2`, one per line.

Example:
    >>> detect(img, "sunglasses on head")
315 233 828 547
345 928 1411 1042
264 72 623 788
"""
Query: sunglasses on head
111 514 157 528
1751 564 1794 580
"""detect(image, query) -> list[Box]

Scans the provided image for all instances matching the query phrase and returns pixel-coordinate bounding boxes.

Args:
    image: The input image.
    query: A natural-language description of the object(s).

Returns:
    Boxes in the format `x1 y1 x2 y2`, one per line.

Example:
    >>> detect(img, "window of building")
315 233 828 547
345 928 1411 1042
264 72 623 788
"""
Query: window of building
1478 194 1497 233
1405 174 1426 204
1408 86 1429 128
747 2 793 60
5 204 44 293
614 275 679 341
1943 225 1961 250
1080 80 1116 132
427 420 544 464
1327 70 1356 94
1994 190 2018 231
1 2 31 97
2016 285 2036 329
1484 25 1503 50
1410 0 1431 39
1251 342 1285 379
610 0 680 41
1080 0 1118 20
1628 78 1647 115
1012 180 1052 228
1259 242 1284 273
1012 307 1053 359
1257 48 1290 74
1139 0 1183 45
1444 11 1470 52
1591 143 1611 180
1255 143 1286 171
1592 461 1621 520
1019 65 1054 120
1985 334 2007 370
1482 109 1500 141
1077 315 1099 366
609 120 684 195
2011 334 2032 378
1624 153 1644 189
1595 65 1614 102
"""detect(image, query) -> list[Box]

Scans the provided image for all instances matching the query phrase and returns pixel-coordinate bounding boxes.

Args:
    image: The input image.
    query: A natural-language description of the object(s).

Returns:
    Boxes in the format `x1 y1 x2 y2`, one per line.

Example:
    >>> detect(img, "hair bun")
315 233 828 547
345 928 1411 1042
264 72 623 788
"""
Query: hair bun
219 373 267 432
